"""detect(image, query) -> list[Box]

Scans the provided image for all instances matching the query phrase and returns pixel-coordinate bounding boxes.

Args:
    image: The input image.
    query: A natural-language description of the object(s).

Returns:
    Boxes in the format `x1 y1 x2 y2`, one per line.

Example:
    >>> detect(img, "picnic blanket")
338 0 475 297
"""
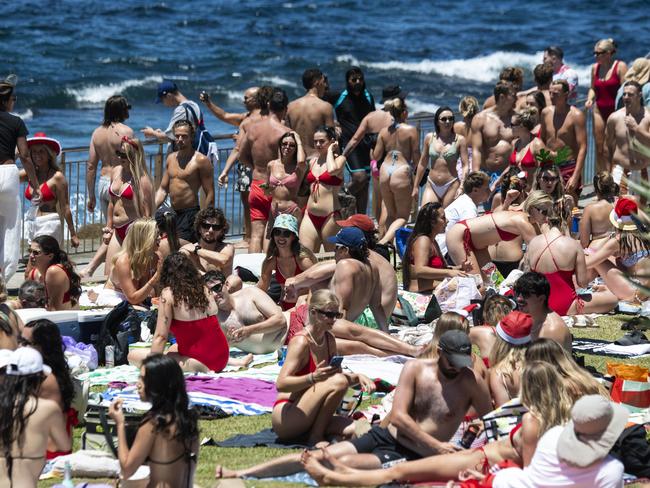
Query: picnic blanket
341 354 409 386
215 428 312 449
572 338 650 358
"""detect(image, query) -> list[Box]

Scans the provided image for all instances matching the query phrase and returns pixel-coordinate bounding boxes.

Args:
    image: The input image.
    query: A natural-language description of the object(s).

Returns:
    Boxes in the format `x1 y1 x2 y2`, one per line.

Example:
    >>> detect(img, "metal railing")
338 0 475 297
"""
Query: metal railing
21 110 597 255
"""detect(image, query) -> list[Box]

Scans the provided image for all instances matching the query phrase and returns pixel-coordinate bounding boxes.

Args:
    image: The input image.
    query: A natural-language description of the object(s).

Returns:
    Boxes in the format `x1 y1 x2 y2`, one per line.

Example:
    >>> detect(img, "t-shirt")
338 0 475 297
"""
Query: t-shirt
164 100 203 140
0 111 28 161
493 426 624 488
554 64 579 103
435 193 478 256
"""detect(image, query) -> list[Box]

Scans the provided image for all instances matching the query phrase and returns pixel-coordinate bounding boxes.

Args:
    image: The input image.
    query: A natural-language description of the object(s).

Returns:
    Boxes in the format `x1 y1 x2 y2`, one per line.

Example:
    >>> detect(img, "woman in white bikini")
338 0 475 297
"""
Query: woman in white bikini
415 106 469 209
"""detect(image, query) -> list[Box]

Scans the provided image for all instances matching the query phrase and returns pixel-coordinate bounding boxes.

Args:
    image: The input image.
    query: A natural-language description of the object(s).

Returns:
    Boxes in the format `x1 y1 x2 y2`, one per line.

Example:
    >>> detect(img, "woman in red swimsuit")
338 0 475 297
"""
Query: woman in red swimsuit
28 235 81 311
586 38 628 168
299 126 345 252
403 202 468 293
447 191 552 276
272 289 375 444
103 136 154 276
508 108 545 183
258 214 317 311
266 131 306 233
19 132 79 249
144 252 230 373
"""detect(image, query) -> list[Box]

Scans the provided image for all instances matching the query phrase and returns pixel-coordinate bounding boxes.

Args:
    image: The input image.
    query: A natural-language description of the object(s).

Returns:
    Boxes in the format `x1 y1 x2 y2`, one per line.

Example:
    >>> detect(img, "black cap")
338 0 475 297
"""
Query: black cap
381 85 408 102
438 330 472 369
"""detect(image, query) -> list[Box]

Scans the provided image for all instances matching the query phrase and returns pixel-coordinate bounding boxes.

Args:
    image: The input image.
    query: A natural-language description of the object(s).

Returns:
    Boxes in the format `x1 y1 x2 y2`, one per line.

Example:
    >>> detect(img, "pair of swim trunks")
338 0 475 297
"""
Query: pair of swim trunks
174 206 200 242
349 425 421 464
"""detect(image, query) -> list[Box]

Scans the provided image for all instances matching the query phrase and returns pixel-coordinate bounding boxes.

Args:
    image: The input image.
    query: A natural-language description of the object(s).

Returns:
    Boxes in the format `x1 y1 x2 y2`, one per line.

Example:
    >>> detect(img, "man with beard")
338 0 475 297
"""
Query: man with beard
154 120 215 242
180 207 234 276
214 330 492 478
334 67 375 213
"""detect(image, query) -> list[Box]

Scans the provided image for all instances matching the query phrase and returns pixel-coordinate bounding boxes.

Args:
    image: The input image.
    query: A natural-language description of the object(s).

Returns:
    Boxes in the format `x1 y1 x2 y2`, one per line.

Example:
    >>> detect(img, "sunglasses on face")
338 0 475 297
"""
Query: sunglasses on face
28 249 42 256
210 282 224 293
535 207 550 216
281 141 297 148
314 308 343 319
335 244 348 251
541 175 558 183
593 51 606 56
273 229 293 238
439 117 454 123
201 223 223 231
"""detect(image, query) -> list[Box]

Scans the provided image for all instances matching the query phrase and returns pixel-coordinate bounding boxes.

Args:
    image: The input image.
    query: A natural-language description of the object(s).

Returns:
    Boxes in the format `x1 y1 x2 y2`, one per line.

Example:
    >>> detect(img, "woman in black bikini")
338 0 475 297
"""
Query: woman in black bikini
0 347 70 488
108 353 199 487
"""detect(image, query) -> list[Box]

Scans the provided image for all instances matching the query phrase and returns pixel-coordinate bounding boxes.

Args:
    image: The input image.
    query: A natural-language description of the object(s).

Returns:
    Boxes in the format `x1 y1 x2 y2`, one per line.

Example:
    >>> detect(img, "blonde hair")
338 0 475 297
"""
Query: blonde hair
113 218 158 279
420 312 469 359
459 96 479 119
523 190 553 213
514 107 538 131
385 97 407 121
489 334 528 380
309 289 340 311
595 38 617 53
521 361 572 435
122 137 153 218
625 58 650 85
30 143 61 172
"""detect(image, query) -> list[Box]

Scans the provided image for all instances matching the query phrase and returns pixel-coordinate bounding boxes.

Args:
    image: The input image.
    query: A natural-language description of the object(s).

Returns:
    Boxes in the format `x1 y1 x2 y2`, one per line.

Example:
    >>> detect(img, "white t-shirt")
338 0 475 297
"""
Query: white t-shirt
493 426 624 488
435 193 478 256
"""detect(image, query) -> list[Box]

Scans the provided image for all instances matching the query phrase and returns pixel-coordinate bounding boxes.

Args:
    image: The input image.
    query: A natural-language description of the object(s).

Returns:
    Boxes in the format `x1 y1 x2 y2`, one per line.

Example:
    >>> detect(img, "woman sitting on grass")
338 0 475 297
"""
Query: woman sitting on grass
108 354 198 487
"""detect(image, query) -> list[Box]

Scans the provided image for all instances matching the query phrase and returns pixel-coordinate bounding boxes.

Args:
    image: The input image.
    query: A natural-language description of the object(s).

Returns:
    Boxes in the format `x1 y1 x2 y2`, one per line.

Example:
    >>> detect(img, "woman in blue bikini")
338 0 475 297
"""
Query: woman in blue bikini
415 106 469 208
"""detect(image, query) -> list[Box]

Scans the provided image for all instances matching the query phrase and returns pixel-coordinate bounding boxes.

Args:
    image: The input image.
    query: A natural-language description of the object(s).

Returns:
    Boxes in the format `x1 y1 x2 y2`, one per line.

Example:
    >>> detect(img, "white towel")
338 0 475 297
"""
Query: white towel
0 164 22 280
26 212 63 244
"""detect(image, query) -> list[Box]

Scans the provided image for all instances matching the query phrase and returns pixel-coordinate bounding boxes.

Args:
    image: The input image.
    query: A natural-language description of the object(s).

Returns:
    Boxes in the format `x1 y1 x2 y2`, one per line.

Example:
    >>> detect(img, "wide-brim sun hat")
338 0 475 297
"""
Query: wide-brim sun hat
609 197 638 231
27 132 62 156
272 214 299 236
557 394 629 468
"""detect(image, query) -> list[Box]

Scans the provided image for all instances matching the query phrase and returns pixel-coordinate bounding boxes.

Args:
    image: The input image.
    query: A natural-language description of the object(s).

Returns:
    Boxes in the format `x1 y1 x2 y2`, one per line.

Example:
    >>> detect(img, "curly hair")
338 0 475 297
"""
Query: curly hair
24 319 75 411
160 252 209 312
193 207 229 243
33 235 81 304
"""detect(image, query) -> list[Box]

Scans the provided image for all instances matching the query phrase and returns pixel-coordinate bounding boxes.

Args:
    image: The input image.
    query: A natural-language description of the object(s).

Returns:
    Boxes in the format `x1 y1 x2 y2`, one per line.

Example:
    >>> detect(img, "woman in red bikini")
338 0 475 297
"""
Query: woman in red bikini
533 164 574 232
299 126 345 252
272 289 375 444
301 361 571 486
259 214 317 311
447 191 552 276
27 235 81 311
526 206 617 315
266 131 306 232
403 202 469 293
586 38 628 168
19 132 79 248
144 252 230 373
508 108 545 184
103 136 154 276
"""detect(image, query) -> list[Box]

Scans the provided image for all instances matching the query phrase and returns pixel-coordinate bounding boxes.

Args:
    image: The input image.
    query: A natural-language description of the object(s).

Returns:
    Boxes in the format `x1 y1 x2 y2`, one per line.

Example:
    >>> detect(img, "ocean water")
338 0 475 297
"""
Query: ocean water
3 0 649 233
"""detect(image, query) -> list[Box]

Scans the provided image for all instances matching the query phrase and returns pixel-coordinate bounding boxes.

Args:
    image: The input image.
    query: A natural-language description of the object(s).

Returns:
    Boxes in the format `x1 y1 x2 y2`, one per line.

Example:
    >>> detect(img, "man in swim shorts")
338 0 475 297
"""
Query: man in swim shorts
334 67 375 214
605 81 650 197
287 69 335 158
154 120 214 242
540 79 587 202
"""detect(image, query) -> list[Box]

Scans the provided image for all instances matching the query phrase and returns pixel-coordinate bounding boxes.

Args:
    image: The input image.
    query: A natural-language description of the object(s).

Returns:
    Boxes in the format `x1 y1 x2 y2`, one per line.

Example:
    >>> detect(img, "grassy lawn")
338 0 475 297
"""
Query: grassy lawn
40 312 650 487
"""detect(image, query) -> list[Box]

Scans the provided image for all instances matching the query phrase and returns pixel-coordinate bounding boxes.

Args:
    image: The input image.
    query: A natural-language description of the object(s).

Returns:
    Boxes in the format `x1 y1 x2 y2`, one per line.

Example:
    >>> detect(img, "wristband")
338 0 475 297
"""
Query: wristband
193 244 200 255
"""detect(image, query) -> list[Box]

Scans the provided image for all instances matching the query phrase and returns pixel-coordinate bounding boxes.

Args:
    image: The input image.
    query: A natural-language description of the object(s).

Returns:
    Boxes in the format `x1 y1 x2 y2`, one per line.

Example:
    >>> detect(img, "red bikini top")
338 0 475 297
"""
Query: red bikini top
25 182 56 202
509 145 536 168
411 253 445 269
108 182 134 200
306 160 343 189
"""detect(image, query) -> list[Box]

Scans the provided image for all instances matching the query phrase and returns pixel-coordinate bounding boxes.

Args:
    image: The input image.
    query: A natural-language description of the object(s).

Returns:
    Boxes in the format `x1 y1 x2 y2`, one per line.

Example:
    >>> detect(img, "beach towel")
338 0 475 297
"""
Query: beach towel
0 164 22 280
340 354 409 386
572 338 650 358
184 376 277 408
215 428 312 449
26 211 63 244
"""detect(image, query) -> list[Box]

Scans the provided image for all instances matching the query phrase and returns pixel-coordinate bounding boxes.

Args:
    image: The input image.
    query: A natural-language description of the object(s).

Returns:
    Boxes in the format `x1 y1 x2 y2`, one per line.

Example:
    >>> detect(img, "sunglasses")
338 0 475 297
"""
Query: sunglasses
273 228 294 238
439 117 454 123
593 51 606 56
201 223 223 231
314 309 343 319
541 175 558 183
115 150 127 159
535 207 550 216
210 282 224 293
281 142 297 148
28 249 42 256
335 244 348 251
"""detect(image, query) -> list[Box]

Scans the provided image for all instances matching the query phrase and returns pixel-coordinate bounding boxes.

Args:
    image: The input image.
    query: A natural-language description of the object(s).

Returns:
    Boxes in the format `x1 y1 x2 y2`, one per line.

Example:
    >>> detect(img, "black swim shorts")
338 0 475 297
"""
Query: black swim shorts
173 205 200 242
349 425 421 464
344 141 371 174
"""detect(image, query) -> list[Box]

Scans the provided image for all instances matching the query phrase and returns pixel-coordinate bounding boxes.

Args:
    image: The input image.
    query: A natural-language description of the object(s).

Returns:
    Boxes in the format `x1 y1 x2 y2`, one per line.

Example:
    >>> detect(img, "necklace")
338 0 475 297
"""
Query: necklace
305 327 325 347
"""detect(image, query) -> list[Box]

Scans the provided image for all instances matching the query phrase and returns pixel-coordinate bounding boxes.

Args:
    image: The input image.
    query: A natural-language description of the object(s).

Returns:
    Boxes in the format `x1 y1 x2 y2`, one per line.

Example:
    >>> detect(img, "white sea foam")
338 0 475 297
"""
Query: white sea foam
226 90 245 101
65 75 163 104
16 109 33 120
337 52 591 86
403 98 439 115
259 76 298 88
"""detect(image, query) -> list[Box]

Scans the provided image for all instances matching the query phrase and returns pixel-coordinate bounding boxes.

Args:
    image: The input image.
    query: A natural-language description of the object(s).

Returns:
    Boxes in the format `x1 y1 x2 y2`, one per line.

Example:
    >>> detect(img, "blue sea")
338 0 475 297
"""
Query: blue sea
3 0 650 233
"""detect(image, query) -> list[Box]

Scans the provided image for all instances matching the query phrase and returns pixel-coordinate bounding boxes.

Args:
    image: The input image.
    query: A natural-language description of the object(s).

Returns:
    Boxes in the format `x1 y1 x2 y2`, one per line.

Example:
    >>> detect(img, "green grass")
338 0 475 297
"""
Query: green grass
40 313 650 487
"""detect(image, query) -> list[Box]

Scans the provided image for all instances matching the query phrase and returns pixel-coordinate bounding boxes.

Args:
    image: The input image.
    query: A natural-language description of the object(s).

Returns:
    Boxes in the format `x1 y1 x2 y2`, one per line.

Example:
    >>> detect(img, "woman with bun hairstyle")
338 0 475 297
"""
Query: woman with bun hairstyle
579 171 618 250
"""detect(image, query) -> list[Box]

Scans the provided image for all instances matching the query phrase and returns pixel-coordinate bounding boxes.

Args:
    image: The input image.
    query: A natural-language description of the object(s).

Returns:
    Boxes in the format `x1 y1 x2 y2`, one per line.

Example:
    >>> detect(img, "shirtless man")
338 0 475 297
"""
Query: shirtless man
201 87 260 247
82 95 133 277
239 87 290 252
471 81 516 191
180 207 234 276
285 226 390 330
154 120 215 242
287 69 335 158
215 330 492 479
540 79 587 202
514 271 572 351
605 81 650 197
209 271 287 354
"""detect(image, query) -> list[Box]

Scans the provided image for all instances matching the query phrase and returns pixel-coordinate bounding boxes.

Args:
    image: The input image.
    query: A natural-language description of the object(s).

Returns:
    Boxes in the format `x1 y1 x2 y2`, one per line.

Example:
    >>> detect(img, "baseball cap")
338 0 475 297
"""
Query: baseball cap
438 330 472 369
557 395 628 468
327 227 366 248
495 311 533 345
336 214 375 233
273 214 299 236
6 347 51 376
156 80 177 103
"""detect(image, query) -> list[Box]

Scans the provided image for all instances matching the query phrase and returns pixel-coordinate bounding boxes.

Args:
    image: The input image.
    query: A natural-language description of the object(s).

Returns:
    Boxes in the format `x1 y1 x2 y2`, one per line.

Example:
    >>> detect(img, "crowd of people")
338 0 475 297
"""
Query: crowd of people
1 40 650 487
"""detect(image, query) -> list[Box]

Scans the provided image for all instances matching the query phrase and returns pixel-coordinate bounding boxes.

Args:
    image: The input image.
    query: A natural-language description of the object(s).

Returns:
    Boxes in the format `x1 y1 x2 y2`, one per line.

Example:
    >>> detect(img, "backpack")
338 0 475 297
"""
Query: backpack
609 423 650 478
182 102 217 162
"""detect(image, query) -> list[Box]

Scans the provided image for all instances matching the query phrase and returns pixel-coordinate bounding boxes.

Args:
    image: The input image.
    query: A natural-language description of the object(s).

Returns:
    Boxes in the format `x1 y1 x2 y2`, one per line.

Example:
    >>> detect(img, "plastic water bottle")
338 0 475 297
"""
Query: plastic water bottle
481 262 504 287
105 345 114 368
62 460 74 487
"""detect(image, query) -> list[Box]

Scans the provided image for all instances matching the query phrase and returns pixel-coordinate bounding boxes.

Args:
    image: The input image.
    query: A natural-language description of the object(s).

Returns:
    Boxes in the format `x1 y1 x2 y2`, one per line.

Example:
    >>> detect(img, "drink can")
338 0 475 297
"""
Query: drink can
278 346 287 366
105 345 114 368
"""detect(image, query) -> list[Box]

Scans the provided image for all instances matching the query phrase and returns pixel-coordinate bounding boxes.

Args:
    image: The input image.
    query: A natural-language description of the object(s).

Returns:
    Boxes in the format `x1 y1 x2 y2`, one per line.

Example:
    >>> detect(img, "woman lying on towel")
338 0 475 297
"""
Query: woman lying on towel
300 361 571 486
273 289 376 445
26 235 81 311
108 354 198 487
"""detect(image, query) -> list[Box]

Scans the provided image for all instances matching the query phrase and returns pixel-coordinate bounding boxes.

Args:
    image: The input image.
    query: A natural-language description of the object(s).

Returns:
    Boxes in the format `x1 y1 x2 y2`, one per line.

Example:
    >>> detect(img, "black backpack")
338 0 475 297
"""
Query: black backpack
609 423 650 478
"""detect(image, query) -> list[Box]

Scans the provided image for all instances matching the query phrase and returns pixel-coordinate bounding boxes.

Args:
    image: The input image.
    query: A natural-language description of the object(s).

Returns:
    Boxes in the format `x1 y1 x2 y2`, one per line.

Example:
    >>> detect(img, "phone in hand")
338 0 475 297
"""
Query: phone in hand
329 356 344 368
